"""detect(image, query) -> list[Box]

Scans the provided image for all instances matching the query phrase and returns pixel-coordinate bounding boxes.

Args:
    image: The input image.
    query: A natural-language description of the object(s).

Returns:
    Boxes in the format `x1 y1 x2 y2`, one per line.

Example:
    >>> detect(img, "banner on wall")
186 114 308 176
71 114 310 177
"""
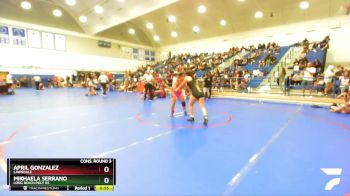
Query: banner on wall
144 50 155 61
0 25 10 44
54 34 66 51
12 28 25 37
122 47 132 54
132 48 139 60
151 51 155 61
42 32 54 49
27 29 41 48
12 27 27 46
0 25 9 35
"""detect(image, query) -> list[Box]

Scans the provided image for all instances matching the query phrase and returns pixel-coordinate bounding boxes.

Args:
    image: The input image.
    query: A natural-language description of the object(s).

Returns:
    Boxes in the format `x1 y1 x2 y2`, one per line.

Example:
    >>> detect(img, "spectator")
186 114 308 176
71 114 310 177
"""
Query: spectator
243 70 251 83
314 58 323 73
302 63 316 96
324 65 335 95
47 77 53 88
124 74 130 92
335 66 344 77
203 72 213 98
38 83 45 90
6 72 14 95
238 79 248 93
33 75 41 90
53 76 58 88
6 72 13 87
292 71 303 85
339 70 350 93
320 35 330 50
330 88 350 114
253 69 260 78
154 83 166 98
316 74 325 95
302 38 309 48
66 76 71 87
98 72 109 96
284 75 292 96
86 74 96 96
278 68 286 88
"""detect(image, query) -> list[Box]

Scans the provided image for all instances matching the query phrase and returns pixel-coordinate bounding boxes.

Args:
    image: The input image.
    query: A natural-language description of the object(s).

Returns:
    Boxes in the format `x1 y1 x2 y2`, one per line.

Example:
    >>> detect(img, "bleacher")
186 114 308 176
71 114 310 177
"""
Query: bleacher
290 48 327 90
246 46 290 88
306 48 326 65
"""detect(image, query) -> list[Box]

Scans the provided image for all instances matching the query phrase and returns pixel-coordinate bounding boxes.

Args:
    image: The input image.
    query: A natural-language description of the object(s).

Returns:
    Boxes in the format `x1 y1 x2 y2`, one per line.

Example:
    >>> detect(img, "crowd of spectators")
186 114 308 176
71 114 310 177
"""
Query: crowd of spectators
120 41 283 96
2 35 347 99
120 35 349 98
282 36 349 97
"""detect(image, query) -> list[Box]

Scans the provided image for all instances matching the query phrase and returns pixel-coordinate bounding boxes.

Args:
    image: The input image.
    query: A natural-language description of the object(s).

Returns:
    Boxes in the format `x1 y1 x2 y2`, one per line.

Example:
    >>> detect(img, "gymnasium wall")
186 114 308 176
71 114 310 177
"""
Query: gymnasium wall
158 16 350 66
0 17 154 76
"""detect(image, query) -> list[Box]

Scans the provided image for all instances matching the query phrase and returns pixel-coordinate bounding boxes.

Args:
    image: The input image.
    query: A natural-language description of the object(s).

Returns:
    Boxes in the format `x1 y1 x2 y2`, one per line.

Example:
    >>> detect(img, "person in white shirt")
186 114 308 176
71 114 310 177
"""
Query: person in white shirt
302 63 316 96
33 75 41 90
323 65 335 95
253 69 260 78
6 72 13 86
98 72 109 96
339 71 350 93
6 72 14 94
143 71 154 100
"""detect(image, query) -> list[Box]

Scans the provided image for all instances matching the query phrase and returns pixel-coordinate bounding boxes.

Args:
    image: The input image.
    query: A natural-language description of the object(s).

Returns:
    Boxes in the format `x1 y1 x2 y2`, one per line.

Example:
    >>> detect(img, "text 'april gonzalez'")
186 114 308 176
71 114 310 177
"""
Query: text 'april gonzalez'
12 165 59 174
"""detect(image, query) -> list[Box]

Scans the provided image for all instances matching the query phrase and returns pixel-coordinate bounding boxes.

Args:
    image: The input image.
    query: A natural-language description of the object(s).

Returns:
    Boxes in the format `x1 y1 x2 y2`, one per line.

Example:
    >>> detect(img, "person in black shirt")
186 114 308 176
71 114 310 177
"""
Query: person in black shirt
203 73 212 98
47 77 52 88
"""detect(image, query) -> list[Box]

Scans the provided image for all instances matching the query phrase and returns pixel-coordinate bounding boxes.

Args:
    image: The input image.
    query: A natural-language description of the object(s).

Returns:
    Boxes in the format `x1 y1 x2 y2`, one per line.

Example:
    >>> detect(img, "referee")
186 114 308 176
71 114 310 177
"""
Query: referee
143 71 154 100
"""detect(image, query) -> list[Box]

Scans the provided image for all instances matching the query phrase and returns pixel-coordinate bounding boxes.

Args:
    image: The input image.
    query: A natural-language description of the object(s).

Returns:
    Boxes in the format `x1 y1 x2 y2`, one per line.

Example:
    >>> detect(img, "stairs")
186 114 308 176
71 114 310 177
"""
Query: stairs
218 51 250 72
246 46 291 88
257 46 328 94
258 46 299 92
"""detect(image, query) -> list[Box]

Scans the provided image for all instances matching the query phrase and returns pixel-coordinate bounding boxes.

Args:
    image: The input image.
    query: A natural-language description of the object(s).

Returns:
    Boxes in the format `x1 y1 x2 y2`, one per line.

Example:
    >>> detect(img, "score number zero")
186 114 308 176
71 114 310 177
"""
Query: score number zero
102 166 111 184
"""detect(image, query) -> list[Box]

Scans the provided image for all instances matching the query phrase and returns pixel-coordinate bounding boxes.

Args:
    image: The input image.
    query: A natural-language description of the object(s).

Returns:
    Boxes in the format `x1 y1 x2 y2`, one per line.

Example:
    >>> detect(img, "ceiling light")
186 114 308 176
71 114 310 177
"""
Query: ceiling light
197 5 206 14
299 1 310 10
117 0 125 2
153 35 160 41
65 0 76 6
237 0 246 2
53 9 62 17
79 15 88 23
21 1 31 10
146 22 153 29
220 19 227 26
167 15 176 23
255 11 263 19
171 31 178 38
128 28 135 35
193 26 200 33
94 5 104 14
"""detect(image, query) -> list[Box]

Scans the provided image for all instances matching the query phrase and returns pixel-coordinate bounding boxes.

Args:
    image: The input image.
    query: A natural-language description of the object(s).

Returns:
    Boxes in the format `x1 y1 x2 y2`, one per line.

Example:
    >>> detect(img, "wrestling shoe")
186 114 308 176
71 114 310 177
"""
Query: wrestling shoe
187 117 195 122
203 118 208 126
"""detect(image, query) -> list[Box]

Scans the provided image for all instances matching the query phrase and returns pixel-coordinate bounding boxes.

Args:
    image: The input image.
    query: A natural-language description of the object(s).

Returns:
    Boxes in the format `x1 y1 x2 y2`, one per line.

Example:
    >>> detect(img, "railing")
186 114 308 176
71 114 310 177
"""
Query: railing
209 76 347 98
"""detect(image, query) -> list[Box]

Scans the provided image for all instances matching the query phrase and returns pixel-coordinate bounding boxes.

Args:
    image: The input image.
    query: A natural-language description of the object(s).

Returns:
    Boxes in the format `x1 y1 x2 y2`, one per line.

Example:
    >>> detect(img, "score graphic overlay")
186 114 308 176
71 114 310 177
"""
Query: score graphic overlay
7 159 116 191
